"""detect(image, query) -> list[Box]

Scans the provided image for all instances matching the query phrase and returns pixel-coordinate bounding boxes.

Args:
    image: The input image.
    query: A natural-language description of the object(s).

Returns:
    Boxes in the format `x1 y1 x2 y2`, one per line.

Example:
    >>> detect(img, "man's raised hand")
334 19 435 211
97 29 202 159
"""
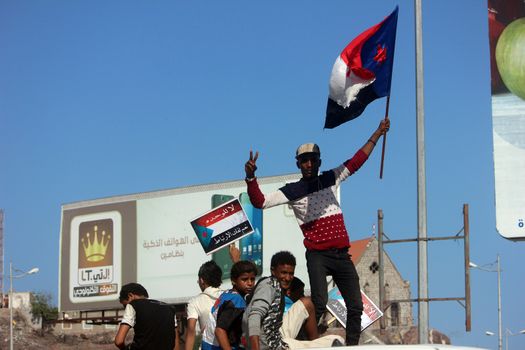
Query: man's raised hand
378 118 390 135
245 150 259 179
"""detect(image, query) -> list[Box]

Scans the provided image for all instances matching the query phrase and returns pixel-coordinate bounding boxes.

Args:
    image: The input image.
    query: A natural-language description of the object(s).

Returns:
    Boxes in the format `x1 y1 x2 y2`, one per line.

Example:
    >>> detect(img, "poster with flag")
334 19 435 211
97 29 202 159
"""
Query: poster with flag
326 286 383 331
190 198 254 254
325 7 398 129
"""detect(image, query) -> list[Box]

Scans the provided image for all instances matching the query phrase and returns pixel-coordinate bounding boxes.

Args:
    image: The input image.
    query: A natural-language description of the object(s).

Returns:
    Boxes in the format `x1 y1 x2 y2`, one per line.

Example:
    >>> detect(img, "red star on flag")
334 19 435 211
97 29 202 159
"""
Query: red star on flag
373 44 387 64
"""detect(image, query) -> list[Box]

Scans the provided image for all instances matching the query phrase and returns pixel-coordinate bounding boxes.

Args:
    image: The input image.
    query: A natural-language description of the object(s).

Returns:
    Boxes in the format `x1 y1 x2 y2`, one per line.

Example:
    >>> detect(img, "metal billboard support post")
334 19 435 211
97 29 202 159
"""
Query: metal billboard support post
414 0 428 343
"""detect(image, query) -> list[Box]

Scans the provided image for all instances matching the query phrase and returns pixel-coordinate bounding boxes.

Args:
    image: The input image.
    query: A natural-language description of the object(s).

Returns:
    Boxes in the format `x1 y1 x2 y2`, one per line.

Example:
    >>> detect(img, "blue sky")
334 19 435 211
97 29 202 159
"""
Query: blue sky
1 0 524 348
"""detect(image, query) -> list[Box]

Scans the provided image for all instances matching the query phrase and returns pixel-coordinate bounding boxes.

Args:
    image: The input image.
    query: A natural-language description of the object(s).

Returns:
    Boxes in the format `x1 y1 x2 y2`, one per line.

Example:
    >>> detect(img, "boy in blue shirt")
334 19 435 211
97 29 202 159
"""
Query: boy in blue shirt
202 260 257 350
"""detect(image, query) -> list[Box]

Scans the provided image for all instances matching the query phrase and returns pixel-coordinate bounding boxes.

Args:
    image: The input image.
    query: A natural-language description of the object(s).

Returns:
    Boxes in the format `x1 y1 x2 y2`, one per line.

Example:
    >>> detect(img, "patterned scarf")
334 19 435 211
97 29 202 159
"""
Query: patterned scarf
261 277 289 350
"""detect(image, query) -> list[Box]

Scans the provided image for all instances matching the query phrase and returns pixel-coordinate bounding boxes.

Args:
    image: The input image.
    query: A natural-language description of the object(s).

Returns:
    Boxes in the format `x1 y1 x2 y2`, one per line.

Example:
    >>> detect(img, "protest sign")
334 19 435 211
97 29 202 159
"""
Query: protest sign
326 286 383 331
190 198 254 254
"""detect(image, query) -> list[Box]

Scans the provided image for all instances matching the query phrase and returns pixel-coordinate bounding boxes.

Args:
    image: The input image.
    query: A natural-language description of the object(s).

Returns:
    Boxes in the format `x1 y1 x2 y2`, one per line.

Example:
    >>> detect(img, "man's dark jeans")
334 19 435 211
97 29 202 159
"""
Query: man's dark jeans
306 248 363 345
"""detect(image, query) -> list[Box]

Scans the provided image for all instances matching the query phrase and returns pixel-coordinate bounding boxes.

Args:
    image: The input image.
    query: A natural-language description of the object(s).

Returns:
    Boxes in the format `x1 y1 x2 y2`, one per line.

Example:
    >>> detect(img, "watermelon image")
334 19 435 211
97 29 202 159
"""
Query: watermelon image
496 17 525 100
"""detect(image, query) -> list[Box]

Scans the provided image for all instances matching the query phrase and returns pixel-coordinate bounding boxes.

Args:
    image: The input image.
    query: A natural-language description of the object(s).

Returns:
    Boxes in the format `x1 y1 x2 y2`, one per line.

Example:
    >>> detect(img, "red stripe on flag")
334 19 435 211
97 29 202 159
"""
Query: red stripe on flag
340 16 391 80
194 200 243 227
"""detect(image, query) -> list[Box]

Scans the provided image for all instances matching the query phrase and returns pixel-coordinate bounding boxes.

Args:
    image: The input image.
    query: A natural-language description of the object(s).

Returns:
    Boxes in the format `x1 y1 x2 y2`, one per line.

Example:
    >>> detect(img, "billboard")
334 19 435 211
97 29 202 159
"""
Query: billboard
59 174 317 311
488 0 525 240
69 212 121 302
60 201 136 311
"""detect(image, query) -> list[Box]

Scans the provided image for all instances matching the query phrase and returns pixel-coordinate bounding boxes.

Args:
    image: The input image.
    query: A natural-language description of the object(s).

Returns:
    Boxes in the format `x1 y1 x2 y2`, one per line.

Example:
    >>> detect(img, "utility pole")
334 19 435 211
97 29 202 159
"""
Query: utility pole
471 255 503 350
378 205 471 340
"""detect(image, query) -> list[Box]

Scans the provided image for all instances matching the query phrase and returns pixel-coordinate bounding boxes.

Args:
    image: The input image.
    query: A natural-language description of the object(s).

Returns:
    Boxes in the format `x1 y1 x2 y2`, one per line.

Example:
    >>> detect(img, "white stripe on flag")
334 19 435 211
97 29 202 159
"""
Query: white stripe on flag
208 210 248 237
328 56 375 108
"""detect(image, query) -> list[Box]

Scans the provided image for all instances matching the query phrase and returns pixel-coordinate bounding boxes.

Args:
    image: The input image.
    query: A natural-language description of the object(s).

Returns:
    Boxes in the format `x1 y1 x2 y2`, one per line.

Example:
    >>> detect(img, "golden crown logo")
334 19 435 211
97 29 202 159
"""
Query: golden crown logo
82 225 111 262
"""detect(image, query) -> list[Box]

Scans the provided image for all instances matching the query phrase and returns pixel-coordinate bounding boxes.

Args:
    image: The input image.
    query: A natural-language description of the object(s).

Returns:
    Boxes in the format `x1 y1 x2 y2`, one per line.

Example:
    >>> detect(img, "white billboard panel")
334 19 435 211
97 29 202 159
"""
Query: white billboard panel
488 0 525 240
493 96 525 239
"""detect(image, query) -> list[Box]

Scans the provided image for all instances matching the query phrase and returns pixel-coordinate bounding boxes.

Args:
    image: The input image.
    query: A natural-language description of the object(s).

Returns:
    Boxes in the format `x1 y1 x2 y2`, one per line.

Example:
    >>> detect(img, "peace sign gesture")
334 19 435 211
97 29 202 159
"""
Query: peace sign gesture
245 150 259 179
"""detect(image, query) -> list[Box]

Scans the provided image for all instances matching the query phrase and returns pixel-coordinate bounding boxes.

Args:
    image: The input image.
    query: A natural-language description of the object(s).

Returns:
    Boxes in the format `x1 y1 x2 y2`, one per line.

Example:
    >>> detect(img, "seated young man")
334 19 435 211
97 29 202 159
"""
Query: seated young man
281 276 315 341
202 261 257 350
244 251 343 350
115 282 180 350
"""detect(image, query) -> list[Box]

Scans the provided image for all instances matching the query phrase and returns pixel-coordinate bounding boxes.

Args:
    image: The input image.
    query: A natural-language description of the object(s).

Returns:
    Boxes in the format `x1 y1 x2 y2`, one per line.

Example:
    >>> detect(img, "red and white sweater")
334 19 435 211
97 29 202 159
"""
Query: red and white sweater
246 149 368 250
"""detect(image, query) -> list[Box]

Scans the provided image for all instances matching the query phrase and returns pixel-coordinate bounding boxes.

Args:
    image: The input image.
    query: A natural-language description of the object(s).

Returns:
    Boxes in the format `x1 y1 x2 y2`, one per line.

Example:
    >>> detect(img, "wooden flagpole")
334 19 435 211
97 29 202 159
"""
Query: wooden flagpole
379 95 390 179
379 7 398 179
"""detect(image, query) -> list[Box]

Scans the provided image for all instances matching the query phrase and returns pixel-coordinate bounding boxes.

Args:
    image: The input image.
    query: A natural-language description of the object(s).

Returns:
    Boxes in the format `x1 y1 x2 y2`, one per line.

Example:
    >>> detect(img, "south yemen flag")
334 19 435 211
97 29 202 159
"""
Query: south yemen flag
325 7 398 129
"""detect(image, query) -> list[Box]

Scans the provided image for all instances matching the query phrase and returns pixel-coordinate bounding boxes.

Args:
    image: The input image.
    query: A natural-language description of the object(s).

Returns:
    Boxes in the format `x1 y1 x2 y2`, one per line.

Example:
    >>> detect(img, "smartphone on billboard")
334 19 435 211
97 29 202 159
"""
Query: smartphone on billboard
211 194 235 280
239 192 263 276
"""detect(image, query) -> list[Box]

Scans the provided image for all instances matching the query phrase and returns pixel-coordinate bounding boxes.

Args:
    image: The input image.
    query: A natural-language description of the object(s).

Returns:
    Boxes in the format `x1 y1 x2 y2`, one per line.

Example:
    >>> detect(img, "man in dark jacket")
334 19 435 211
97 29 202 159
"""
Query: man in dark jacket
114 282 180 350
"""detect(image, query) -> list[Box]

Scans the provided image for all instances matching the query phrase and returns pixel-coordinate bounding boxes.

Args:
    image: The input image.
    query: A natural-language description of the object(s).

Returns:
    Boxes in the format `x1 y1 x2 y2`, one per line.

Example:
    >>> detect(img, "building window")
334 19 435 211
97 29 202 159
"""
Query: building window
62 322 72 330
105 324 117 330
390 302 400 327
363 282 370 294
369 261 379 274
82 321 94 330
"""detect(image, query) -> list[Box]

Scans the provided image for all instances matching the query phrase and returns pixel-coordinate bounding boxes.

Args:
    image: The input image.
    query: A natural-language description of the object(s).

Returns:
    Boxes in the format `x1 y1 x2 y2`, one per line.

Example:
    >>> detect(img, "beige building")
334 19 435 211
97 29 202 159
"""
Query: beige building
349 236 413 330
9 292 32 310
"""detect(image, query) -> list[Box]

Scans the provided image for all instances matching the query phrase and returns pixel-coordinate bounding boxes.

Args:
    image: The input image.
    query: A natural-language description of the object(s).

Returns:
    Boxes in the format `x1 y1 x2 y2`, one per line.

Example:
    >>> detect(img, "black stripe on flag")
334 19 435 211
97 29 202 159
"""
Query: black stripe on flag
206 221 253 253
324 84 379 129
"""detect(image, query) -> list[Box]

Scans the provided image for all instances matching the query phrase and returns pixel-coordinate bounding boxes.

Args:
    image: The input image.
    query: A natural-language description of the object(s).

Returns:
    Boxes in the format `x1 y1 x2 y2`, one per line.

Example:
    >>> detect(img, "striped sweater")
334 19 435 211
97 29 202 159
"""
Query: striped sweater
246 149 368 251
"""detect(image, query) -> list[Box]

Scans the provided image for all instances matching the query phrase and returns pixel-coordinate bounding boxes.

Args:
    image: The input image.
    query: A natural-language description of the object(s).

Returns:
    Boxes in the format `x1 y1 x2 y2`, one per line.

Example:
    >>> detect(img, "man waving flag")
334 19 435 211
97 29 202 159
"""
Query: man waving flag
325 7 398 129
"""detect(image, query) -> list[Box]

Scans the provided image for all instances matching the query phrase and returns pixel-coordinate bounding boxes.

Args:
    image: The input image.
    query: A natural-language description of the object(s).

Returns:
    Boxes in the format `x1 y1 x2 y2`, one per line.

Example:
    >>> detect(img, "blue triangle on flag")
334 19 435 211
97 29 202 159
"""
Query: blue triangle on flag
193 224 214 248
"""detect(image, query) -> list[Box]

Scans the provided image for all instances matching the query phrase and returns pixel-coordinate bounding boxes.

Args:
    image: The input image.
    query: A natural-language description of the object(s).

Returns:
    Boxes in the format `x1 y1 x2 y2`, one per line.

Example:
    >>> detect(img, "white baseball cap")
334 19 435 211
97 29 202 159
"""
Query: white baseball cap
296 143 320 159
